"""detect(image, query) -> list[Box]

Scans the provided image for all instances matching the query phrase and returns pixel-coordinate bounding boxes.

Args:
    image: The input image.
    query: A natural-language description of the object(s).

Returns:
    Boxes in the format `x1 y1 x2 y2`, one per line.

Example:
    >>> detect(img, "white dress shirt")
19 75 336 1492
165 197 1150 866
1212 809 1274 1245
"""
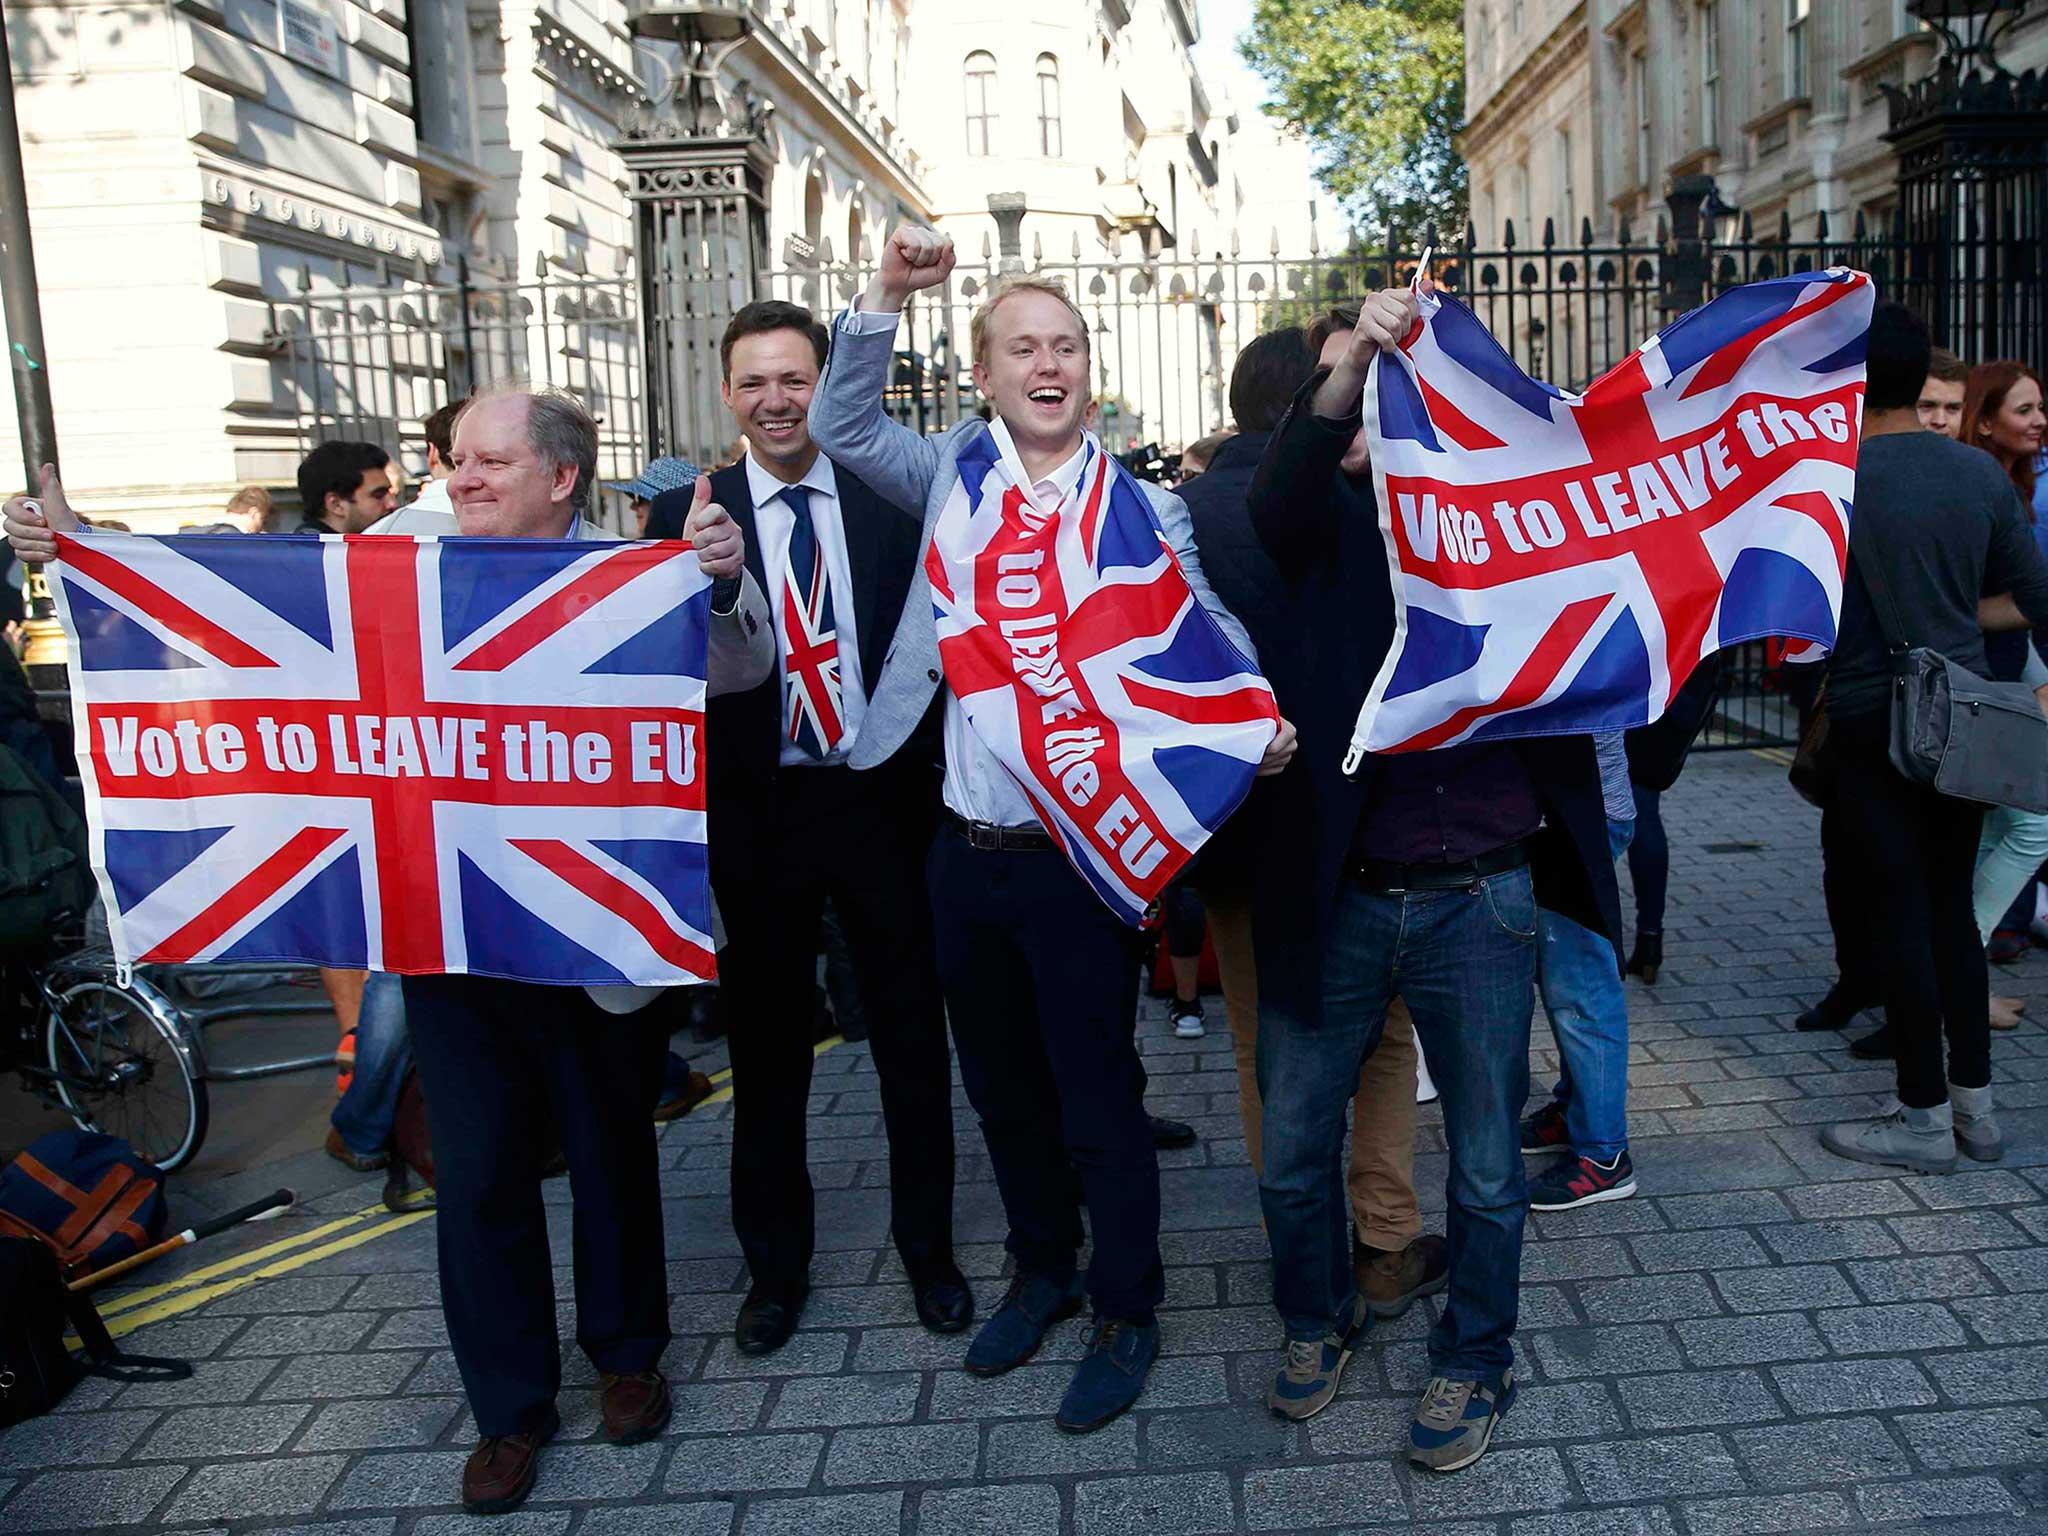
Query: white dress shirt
746 450 868 768
940 419 1088 829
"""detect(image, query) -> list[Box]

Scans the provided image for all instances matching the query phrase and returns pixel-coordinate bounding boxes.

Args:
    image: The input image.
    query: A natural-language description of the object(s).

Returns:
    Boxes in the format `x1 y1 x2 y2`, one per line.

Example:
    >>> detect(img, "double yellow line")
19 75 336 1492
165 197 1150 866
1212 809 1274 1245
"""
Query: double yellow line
90 1034 842 1341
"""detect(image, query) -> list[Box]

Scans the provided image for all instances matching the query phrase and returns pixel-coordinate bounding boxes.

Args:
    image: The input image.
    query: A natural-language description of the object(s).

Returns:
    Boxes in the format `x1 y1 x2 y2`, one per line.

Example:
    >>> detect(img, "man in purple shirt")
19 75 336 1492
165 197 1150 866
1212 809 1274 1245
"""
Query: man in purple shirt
1247 293 1622 1475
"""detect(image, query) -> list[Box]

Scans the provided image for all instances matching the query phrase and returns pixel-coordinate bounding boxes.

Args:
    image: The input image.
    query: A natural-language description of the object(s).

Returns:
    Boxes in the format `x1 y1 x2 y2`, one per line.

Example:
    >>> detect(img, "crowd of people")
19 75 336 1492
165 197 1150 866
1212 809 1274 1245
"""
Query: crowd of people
4 226 2045 1516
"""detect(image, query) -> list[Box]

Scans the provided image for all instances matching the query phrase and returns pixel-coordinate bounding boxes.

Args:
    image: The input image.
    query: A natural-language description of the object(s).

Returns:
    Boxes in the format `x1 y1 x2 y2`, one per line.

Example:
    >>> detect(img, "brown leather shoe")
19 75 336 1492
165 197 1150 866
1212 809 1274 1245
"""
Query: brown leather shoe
324 1126 389 1173
651 1070 716 1123
460 1405 559 1514
1355 1232 1450 1320
598 1369 672 1444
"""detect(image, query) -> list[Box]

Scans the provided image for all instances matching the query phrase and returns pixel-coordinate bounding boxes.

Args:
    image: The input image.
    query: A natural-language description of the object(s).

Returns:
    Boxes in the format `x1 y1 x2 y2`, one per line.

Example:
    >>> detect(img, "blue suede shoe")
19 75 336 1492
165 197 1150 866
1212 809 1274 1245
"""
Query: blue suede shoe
963 1272 1084 1378
1054 1316 1160 1434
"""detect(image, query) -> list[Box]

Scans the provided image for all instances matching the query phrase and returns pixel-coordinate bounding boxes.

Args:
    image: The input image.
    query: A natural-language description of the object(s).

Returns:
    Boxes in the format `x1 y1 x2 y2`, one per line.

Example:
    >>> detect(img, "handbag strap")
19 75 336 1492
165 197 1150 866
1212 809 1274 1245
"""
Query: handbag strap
60 1287 191 1383
1846 516 1913 663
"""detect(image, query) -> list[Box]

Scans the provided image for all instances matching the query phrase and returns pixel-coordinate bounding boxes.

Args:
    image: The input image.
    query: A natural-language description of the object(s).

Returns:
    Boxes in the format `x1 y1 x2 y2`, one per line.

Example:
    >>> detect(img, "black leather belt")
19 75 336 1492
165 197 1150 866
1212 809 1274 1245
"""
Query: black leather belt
1351 839 1529 893
946 811 1057 852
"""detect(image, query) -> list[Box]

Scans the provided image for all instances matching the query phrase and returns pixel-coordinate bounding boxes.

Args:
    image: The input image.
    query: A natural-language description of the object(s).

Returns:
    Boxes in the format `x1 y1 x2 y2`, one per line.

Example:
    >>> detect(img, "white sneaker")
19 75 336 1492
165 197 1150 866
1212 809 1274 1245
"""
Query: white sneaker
1415 1031 1439 1105
1170 999 1206 1039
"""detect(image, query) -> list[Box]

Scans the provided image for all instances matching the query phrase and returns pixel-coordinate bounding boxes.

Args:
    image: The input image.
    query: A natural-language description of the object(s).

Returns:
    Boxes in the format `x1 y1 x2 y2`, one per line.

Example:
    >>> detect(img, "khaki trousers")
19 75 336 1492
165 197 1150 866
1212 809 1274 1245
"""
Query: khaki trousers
1208 894 1423 1251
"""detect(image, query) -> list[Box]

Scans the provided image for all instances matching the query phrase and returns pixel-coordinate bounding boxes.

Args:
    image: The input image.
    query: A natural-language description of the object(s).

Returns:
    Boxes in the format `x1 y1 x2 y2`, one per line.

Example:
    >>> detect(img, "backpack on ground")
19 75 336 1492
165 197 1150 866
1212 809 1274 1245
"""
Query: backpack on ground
0 739 91 948
0 1234 190 1427
0 1130 170 1280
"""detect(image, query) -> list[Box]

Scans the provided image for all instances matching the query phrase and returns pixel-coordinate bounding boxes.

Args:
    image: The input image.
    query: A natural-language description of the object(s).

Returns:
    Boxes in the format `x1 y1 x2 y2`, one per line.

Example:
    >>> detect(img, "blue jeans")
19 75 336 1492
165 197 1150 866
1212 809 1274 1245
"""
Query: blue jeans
331 971 412 1157
1258 867 1537 1379
1536 818 1633 1162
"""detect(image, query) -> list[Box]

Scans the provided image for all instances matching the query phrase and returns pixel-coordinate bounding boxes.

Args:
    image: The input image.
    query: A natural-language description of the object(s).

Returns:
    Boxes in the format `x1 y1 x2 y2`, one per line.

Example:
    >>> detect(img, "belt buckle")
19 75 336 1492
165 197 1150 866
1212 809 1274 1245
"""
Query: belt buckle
970 822 1001 852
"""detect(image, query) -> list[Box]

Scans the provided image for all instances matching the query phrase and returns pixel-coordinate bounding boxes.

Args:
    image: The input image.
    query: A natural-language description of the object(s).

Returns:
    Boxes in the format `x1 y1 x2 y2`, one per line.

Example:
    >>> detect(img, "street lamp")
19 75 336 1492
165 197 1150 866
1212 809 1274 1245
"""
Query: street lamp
1702 188 1742 247
1906 0 2034 76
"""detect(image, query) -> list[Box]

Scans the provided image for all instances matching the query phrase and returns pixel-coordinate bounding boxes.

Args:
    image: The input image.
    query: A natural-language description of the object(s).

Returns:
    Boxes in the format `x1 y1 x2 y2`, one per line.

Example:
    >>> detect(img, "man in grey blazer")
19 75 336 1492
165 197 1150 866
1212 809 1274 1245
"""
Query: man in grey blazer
811 223 1295 1434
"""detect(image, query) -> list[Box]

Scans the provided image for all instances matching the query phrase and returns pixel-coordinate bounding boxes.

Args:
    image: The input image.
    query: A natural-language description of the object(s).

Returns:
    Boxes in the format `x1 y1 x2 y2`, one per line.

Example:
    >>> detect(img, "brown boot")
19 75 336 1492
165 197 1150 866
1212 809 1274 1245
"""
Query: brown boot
1354 1233 1450 1320
598 1369 672 1444
324 1126 389 1173
460 1406 559 1514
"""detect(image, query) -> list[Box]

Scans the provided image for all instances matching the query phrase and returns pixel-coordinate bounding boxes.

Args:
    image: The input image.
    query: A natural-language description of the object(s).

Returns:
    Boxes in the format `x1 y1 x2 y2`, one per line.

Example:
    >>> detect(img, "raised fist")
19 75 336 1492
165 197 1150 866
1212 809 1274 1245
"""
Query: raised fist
876 224 956 307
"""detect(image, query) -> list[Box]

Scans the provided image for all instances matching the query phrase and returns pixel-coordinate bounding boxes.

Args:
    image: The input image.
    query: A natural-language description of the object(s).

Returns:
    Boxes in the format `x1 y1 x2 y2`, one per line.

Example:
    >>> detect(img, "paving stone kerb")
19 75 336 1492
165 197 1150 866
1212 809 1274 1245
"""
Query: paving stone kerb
2 752 2046 1534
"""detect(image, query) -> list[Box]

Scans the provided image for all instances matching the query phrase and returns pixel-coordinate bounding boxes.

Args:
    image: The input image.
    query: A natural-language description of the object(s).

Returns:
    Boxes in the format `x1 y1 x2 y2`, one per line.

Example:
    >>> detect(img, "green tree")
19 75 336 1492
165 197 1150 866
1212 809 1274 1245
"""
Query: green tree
1241 0 1466 240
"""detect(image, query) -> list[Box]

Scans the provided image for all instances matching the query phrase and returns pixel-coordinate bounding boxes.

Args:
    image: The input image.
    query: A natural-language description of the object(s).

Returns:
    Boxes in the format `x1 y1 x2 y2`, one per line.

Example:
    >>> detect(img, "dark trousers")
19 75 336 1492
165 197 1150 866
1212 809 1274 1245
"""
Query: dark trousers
402 973 671 1437
1626 785 1668 934
927 830 1163 1321
1821 799 1883 1009
1833 727 1990 1106
715 763 954 1295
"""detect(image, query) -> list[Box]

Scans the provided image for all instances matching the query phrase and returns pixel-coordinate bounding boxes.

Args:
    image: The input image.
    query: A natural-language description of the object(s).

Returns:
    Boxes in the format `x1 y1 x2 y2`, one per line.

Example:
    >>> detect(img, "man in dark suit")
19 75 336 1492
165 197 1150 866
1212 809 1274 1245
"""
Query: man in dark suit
647 300 967 1356
1247 292 1622 1473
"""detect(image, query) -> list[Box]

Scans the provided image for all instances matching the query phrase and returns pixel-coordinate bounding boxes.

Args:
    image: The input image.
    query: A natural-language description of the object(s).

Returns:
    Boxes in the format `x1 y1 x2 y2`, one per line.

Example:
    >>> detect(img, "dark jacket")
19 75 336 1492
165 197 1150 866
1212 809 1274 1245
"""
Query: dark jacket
1177 431 1291 899
646 458 936 889
1245 372 1624 1027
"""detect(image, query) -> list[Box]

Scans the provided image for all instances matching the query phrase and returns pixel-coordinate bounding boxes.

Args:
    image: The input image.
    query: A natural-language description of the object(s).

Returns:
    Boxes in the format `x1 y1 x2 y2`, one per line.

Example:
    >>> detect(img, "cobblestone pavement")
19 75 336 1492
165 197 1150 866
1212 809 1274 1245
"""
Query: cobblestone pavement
5 751 2048 1535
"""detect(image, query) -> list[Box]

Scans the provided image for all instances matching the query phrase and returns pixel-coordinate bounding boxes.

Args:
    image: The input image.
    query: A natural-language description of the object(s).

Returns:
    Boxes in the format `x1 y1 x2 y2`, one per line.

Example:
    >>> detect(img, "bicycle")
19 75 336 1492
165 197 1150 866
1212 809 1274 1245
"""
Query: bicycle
2 920 209 1173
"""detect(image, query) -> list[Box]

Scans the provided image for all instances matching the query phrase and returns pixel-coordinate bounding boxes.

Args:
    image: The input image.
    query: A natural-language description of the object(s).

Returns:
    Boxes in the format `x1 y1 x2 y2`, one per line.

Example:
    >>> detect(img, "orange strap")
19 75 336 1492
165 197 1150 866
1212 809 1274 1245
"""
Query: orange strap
52 1165 137 1249
71 1177 155 1260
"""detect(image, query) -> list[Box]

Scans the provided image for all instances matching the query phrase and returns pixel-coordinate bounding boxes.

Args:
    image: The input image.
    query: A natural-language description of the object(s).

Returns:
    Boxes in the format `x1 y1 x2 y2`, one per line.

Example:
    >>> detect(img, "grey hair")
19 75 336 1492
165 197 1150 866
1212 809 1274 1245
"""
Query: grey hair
472 384 599 519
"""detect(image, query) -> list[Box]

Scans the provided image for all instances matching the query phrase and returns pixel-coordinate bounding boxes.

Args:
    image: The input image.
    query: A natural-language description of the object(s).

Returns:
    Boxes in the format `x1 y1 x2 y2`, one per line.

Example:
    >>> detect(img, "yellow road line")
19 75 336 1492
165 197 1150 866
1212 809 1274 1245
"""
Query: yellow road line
97 1201 405 1318
699 1034 839 1107
80 1207 437 1344
90 1035 841 1335
1751 747 1793 767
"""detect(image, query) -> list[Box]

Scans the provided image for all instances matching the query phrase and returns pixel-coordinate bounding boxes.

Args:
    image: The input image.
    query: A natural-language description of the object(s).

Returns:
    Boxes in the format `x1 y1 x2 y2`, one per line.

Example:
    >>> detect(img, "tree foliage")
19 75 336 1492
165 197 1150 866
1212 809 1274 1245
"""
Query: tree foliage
1240 0 1467 240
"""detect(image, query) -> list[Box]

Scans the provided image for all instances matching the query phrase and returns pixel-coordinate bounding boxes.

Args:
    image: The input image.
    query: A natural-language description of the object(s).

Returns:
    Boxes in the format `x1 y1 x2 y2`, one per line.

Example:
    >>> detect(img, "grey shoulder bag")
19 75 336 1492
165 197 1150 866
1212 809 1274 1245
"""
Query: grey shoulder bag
1849 533 2048 813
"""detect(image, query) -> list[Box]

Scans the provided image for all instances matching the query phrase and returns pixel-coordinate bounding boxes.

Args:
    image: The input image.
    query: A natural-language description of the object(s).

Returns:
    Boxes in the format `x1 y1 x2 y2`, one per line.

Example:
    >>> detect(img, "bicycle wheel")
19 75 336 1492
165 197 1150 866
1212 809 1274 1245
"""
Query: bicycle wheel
45 978 210 1172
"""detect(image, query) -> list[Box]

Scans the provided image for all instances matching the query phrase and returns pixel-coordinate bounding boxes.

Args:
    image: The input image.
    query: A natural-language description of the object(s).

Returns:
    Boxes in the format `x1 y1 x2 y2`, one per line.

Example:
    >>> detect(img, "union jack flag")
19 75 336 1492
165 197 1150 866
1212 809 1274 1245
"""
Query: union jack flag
49 531 716 987
1353 267 1873 757
927 431 1280 924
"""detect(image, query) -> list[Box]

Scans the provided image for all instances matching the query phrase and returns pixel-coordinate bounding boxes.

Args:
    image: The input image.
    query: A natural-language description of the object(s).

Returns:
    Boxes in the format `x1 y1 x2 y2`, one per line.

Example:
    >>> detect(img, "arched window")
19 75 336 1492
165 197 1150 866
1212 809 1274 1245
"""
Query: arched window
1036 54 1062 158
964 51 997 157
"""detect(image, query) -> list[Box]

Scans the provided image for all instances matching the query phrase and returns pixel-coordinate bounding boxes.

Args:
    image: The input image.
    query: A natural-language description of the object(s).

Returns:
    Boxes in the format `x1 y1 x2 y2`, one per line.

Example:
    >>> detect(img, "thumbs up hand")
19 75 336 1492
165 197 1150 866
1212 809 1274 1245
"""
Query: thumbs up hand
683 476 744 579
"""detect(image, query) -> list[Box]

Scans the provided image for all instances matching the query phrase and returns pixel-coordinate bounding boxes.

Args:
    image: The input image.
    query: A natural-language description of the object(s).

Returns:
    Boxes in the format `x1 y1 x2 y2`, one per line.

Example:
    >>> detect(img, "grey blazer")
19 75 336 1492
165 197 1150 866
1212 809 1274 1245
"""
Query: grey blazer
809 309 1256 773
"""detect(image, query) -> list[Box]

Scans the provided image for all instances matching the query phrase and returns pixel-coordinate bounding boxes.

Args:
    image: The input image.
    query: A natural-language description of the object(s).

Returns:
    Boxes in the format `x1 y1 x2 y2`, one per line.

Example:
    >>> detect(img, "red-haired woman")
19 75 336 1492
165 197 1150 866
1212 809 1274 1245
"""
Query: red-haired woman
1966 361 2048 1042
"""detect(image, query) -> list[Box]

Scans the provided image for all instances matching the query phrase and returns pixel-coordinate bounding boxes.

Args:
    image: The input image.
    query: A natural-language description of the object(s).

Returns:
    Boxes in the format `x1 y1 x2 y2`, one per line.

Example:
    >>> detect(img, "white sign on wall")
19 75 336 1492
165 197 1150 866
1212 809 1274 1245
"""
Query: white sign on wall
278 0 341 77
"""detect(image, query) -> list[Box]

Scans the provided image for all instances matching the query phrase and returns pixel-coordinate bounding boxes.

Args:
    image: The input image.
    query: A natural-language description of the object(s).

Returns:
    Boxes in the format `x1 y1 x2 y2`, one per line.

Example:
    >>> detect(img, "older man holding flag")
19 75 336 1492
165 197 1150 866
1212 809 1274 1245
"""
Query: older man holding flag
811 222 1295 1433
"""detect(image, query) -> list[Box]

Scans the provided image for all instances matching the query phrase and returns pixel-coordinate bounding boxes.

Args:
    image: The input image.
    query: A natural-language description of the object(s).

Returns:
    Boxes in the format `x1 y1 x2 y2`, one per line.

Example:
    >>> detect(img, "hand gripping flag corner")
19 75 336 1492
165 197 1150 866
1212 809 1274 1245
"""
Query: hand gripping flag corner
1351 266 1873 759
49 530 717 988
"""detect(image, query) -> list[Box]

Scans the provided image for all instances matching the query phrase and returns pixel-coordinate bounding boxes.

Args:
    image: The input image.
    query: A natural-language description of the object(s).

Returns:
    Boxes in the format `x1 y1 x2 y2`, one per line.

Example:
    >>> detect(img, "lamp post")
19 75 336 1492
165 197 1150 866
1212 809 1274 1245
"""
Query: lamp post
0 4 58 488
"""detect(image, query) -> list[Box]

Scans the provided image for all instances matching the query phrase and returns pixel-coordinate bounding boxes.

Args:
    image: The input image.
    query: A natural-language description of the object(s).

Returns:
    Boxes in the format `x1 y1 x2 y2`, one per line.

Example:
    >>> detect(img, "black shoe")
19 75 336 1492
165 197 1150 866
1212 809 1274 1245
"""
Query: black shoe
1149 1114 1197 1150
1796 986 1869 1033
734 1283 808 1356
1848 1024 1896 1060
837 1018 871 1042
1625 932 1663 985
911 1264 974 1334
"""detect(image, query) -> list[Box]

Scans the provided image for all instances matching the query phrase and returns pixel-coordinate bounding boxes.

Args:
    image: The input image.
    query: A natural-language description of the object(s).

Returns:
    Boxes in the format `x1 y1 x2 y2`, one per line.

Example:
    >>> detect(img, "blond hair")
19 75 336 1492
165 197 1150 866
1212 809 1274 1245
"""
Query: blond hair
970 277 1091 360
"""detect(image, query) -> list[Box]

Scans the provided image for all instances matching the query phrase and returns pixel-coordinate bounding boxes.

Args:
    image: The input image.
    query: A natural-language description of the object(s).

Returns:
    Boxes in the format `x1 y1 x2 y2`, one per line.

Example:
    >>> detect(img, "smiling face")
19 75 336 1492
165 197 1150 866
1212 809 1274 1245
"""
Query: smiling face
973 289 1091 460
1917 377 1966 439
447 394 579 538
722 328 820 479
1317 329 1372 475
1977 375 2046 466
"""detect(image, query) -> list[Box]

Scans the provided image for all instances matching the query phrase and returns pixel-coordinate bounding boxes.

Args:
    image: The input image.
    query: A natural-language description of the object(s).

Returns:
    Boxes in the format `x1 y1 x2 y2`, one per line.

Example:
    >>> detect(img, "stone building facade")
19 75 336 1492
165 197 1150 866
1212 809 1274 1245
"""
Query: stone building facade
2 0 1321 523
1462 0 2048 248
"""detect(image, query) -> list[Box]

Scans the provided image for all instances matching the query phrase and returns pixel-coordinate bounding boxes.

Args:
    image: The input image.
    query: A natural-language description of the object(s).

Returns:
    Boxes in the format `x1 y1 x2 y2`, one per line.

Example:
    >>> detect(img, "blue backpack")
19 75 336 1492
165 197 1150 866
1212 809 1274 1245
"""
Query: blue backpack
0 1131 169 1280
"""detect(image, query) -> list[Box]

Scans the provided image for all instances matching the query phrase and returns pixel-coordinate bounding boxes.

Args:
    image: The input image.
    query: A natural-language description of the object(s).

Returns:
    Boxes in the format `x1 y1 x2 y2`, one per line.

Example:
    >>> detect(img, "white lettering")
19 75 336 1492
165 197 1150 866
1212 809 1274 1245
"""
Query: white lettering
98 716 138 777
